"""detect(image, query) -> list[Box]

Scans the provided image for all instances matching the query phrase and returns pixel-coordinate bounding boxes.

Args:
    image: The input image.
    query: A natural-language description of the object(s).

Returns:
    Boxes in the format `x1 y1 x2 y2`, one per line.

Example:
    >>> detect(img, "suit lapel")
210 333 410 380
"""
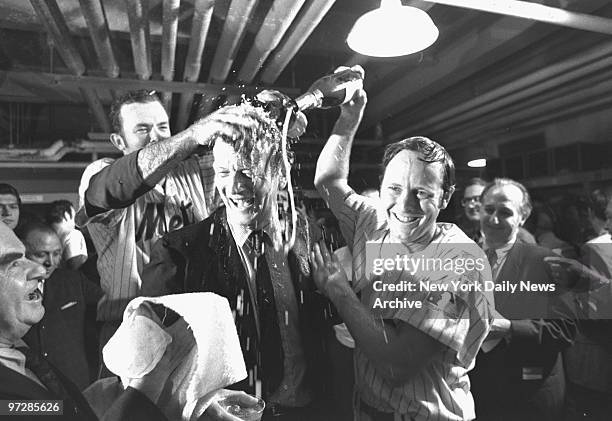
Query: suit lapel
495 242 522 309
0 362 52 399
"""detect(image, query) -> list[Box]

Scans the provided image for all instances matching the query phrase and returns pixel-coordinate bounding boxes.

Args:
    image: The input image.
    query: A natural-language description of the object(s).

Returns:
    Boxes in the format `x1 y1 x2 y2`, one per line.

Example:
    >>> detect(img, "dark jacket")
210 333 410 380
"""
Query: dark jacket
0 358 166 421
470 241 577 421
141 207 335 400
24 268 102 390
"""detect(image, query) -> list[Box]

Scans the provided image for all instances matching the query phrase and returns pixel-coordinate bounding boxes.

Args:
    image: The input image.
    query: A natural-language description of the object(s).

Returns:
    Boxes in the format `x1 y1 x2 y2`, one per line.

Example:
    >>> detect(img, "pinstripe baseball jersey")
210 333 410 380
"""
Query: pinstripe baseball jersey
77 154 216 322
328 191 493 421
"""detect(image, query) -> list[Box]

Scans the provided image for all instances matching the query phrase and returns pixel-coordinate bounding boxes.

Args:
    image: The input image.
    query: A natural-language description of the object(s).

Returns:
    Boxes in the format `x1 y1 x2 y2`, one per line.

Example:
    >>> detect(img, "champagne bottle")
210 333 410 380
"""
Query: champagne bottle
293 68 363 111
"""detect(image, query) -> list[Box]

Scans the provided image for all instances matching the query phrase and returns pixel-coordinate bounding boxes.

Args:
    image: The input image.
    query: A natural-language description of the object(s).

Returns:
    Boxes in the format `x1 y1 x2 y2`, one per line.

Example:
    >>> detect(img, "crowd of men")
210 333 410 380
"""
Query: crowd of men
1 66 611 420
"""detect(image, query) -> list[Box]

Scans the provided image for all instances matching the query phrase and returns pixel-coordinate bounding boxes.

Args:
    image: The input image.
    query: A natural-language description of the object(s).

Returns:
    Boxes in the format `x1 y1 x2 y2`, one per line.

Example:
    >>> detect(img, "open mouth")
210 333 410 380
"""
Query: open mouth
26 288 42 302
392 213 422 224
229 197 255 210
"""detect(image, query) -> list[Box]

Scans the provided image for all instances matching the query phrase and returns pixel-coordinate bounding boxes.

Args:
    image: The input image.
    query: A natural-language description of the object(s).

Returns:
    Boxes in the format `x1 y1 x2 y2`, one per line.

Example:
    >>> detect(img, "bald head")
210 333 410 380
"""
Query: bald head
19 222 62 279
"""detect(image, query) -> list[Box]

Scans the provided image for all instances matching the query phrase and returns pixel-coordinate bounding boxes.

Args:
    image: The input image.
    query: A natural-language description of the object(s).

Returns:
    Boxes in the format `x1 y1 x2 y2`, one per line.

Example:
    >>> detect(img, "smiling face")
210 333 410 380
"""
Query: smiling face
463 183 485 221
0 194 19 230
0 223 46 344
480 184 525 249
213 140 281 229
111 101 171 155
380 150 449 247
23 229 62 279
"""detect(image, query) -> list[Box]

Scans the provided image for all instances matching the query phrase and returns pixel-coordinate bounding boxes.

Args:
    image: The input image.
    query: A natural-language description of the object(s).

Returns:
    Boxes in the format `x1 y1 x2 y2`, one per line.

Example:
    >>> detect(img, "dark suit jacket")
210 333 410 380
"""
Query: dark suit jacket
0 356 166 421
23 268 102 390
470 241 577 421
141 207 334 401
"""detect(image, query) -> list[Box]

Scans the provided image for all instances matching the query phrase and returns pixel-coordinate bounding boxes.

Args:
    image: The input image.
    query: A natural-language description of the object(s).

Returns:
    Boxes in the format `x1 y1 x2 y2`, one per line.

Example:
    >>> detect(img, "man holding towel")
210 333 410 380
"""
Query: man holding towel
142 97 335 420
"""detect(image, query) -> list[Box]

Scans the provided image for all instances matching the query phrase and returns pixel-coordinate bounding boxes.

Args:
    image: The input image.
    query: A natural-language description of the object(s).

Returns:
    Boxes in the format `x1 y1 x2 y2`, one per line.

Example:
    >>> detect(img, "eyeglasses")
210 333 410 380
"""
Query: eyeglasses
461 196 481 207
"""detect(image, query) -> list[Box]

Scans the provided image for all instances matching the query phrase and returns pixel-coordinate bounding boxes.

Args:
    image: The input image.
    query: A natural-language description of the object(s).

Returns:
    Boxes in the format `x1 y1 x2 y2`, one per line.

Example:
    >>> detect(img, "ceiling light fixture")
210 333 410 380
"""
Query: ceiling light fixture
467 158 487 168
347 0 439 57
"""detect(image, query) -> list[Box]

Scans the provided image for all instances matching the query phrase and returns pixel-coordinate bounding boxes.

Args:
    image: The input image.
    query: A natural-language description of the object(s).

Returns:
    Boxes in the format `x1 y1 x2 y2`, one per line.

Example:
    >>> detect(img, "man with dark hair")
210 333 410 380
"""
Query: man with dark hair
141 99 333 419
457 177 487 243
17 221 102 390
470 177 577 421
312 66 493 421
0 182 21 230
77 89 246 354
46 200 88 270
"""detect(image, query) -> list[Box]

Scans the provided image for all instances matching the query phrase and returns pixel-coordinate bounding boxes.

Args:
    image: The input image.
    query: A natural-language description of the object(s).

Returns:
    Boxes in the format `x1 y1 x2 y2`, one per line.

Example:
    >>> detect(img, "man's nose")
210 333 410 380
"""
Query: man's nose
26 259 46 280
398 190 419 212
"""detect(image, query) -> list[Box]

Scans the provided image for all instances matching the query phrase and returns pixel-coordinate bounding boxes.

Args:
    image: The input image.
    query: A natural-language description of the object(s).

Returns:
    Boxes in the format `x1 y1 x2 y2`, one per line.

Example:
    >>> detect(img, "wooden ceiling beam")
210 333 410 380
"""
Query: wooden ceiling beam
237 0 306 84
161 0 181 111
125 0 152 80
208 0 259 84
0 71 299 97
29 0 85 76
78 0 119 78
260 0 337 84
176 0 215 130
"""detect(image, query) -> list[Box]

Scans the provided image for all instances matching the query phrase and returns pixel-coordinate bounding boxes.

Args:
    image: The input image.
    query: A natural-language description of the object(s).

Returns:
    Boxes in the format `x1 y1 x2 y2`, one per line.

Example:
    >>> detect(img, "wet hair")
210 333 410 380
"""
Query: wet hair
0 183 21 207
381 136 455 196
109 90 163 134
209 103 288 176
16 220 58 244
481 178 533 220
46 200 74 225
588 189 608 221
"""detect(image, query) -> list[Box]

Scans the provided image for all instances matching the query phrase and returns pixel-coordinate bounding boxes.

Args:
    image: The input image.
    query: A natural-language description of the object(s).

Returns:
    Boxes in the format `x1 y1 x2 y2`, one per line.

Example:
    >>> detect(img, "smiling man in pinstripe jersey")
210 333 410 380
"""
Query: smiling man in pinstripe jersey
312 66 494 421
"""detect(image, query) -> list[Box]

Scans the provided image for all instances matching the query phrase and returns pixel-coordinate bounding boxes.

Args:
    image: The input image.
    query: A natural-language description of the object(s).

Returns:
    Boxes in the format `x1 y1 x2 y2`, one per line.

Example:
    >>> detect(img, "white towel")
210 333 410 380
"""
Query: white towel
102 292 247 421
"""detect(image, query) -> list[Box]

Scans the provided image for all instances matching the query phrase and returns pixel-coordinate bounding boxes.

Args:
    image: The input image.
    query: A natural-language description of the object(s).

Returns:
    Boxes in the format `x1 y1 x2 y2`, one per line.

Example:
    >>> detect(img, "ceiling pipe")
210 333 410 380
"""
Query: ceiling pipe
391 40 612 138
425 0 612 35
125 0 152 80
176 0 216 130
260 0 337 84
78 0 119 78
161 0 181 111
208 0 259 84
80 87 111 132
29 0 85 76
237 0 307 84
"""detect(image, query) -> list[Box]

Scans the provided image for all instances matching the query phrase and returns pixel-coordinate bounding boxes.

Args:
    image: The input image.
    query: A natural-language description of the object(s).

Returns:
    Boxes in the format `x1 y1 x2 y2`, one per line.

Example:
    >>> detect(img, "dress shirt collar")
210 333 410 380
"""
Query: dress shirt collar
227 213 282 250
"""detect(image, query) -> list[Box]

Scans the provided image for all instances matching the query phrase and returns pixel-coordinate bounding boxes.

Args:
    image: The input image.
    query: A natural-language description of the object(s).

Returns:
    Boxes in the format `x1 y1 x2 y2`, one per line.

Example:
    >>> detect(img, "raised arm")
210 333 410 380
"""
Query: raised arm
84 111 260 216
314 66 367 204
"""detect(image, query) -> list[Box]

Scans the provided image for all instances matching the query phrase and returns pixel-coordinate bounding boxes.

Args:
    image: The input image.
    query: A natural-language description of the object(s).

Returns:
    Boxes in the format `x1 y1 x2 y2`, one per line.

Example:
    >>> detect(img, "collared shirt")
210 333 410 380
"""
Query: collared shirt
483 241 514 281
329 191 493 421
227 216 311 407
0 339 46 389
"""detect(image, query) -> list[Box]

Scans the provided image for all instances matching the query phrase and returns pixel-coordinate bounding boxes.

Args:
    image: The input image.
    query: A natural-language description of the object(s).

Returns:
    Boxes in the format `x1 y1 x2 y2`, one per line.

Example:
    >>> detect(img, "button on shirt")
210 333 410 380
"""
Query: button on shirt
227 218 311 407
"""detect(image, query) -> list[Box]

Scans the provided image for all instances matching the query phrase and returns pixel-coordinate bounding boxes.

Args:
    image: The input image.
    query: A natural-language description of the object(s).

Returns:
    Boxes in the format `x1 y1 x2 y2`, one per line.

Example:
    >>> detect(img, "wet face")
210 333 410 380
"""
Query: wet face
23 230 62 279
112 101 170 155
213 141 281 229
380 150 449 247
0 194 19 230
0 223 46 343
480 185 525 249
463 184 485 222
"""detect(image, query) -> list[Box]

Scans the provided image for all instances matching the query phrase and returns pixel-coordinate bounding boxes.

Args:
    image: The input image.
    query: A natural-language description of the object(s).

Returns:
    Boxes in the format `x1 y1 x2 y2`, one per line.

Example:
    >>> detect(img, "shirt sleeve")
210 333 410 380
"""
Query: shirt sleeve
63 230 88 260
327 190 378 253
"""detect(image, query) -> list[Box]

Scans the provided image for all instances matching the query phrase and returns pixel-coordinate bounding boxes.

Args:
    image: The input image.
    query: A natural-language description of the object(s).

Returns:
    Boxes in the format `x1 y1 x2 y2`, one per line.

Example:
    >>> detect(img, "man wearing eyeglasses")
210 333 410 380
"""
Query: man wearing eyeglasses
457 177 487 244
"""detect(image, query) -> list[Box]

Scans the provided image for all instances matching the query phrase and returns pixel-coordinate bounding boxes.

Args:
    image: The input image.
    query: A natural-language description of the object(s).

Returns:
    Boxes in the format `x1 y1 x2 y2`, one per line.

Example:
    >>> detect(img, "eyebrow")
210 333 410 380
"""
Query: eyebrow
0 252 23 266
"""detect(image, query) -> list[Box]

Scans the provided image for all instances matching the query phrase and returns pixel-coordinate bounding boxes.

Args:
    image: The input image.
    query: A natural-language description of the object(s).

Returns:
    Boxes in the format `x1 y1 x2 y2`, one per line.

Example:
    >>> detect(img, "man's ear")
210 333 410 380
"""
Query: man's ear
109 133 126 153
440 186 455 209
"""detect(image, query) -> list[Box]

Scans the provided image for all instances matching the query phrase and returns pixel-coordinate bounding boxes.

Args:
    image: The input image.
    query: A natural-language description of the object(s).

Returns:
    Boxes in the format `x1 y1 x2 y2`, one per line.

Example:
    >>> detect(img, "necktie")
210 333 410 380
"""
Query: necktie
249 231 284 395
486 248 498 275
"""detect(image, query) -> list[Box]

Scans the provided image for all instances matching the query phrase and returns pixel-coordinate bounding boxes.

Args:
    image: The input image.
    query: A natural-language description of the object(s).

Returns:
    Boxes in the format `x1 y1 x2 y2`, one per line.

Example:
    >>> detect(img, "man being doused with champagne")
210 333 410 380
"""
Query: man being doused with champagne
141 92 336 420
